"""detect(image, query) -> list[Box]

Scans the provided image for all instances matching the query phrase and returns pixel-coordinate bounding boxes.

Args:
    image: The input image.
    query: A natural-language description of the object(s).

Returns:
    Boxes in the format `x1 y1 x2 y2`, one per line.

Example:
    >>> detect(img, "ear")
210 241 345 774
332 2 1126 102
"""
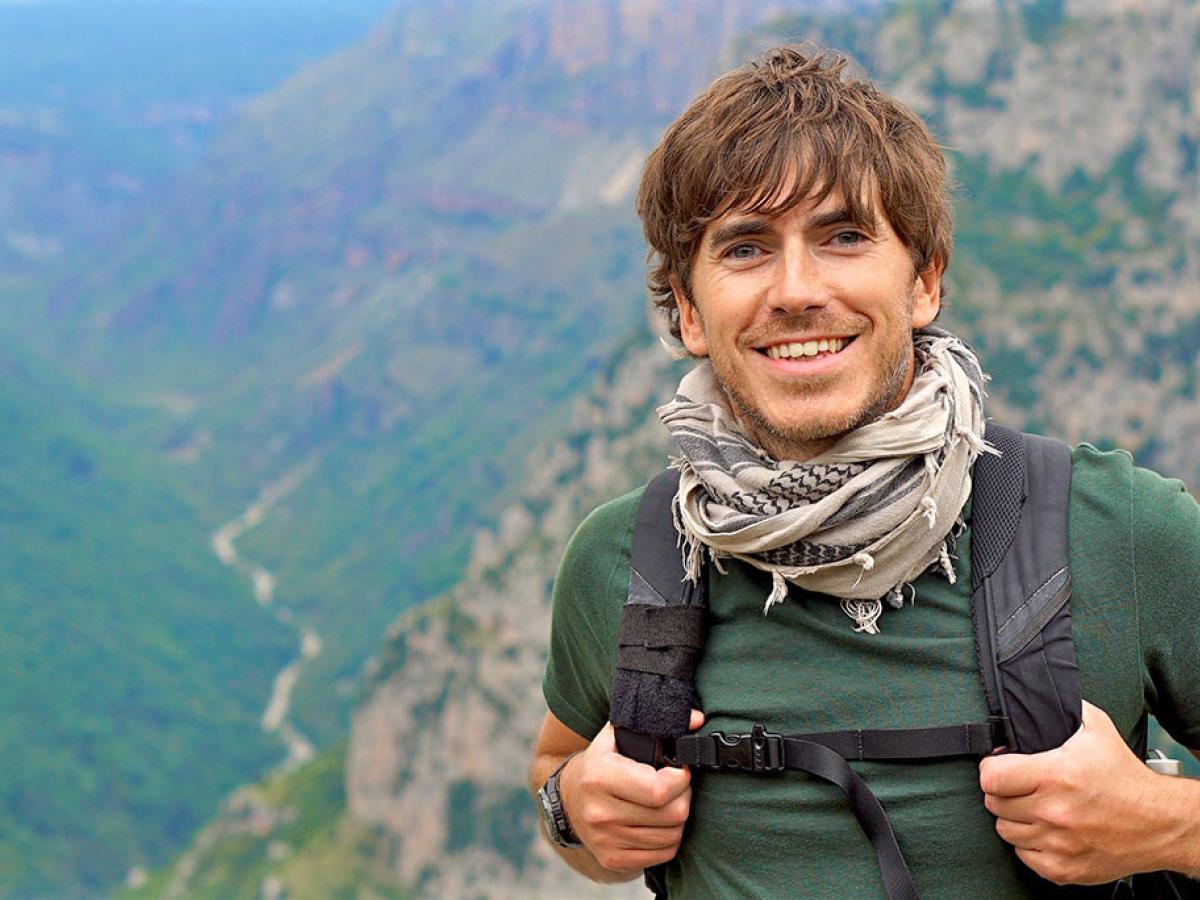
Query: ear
910 256 942 329
672 276 708 357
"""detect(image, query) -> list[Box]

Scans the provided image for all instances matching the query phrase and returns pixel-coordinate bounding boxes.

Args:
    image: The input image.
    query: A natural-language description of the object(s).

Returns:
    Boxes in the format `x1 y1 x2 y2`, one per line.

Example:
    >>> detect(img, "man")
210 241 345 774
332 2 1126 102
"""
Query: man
529 46 1200 898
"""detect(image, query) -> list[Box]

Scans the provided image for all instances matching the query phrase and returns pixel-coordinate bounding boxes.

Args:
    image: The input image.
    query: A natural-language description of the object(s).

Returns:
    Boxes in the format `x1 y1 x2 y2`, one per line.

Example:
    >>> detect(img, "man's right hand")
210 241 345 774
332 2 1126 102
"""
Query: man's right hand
558 710 704 876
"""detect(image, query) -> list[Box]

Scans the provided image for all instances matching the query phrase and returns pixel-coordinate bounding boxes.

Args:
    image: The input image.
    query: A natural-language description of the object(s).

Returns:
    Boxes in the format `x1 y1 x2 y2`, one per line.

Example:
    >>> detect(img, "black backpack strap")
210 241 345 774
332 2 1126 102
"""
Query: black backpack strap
611 469 707 766
970 424 1081 753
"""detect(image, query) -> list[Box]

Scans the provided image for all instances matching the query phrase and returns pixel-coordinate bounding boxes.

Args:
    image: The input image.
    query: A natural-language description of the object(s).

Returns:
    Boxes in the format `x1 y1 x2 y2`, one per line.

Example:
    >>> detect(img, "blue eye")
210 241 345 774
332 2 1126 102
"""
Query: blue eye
832 231 865 247
727 243 759 260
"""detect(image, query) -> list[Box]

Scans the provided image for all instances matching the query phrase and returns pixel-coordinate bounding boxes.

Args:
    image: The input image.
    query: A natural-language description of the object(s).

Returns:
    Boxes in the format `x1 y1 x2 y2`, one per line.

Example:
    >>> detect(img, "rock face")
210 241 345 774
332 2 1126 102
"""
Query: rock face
347 337 678 897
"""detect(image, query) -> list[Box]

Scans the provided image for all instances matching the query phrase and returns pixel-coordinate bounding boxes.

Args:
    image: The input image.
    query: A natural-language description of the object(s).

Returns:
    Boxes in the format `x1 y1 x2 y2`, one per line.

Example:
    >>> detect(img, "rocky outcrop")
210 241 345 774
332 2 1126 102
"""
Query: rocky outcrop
347 336 679 897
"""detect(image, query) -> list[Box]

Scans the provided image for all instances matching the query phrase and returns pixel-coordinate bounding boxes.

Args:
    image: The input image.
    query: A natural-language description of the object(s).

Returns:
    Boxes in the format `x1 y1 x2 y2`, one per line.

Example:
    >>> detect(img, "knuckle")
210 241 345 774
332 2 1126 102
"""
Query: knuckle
648 845 679 866
648 782 670 808
1042 859 1074 885
576 764 600 794
579 801 605 827
666 797 690 826
1043 801 1073 830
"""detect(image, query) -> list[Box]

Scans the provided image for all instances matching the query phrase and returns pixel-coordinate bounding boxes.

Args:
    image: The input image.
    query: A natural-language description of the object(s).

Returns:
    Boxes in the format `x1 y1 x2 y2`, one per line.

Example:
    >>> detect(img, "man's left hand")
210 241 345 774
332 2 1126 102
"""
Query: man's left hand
979 700 1184 885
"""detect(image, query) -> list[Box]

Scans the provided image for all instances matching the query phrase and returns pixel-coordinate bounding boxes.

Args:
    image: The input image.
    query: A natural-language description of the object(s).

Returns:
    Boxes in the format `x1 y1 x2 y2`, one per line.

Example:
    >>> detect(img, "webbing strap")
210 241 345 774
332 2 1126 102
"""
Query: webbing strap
781 739 919 900
672 718 1009 768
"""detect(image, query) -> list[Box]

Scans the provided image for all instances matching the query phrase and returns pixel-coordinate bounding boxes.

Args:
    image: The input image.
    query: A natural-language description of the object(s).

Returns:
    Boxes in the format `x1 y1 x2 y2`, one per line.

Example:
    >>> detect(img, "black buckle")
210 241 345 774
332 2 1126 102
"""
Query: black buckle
710 724 784 773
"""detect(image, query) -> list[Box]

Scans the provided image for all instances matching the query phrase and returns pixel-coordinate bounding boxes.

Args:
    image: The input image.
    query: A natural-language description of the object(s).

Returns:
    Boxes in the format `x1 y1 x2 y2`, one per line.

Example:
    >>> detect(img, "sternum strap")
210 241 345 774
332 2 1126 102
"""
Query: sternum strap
673 718 1009 766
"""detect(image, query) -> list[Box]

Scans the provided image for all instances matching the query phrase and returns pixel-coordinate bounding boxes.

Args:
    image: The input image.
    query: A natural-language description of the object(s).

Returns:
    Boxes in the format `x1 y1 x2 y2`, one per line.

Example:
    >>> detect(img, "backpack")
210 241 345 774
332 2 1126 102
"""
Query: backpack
610 424 1190 900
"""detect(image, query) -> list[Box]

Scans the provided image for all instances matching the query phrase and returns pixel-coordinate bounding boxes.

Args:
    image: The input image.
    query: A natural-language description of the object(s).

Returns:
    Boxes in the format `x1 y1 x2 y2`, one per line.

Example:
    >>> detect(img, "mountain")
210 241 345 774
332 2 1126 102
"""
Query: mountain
11 0 1200 894
14 0 872 794
7 1 872 891
137 0 1200 895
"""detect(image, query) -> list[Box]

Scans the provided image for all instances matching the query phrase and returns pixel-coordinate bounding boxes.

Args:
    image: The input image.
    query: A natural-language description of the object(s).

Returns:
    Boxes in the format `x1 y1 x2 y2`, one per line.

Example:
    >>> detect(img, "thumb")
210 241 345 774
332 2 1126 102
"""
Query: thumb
654 757 693 799
592 720 618 753
689 709 705 731
1079 699 1114 732
980 746 1051 797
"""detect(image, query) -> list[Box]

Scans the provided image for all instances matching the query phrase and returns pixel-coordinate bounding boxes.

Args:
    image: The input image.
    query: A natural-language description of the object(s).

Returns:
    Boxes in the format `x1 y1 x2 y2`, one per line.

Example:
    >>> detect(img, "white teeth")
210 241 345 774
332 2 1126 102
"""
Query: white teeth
766 338 847 359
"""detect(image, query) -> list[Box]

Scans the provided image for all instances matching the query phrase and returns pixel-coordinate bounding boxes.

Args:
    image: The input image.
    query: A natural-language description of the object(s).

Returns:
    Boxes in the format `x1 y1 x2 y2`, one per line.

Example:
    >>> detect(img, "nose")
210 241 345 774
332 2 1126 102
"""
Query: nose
768 247 830 315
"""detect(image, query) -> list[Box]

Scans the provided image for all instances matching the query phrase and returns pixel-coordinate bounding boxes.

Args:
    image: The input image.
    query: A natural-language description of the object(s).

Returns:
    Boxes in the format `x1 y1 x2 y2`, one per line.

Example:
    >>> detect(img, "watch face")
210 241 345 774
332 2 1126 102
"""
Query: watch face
538 784 559 837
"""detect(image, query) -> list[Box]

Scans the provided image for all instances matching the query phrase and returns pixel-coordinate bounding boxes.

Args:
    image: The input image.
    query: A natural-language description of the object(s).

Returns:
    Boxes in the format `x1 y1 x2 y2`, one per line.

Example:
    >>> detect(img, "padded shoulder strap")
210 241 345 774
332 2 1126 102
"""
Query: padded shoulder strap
970 424 1081 753
611 469 707 764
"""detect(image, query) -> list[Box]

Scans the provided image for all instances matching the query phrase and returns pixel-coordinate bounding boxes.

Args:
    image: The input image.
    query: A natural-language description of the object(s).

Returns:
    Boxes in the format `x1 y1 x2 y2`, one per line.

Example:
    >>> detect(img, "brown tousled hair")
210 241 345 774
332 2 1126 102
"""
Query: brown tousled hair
636 46 953 341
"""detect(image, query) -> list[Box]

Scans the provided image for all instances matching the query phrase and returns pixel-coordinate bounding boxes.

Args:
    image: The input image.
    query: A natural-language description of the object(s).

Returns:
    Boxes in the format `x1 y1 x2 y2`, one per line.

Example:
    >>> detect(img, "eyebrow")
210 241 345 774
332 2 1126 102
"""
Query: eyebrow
806 206 877 233
707 217 772 249
707 206 878 250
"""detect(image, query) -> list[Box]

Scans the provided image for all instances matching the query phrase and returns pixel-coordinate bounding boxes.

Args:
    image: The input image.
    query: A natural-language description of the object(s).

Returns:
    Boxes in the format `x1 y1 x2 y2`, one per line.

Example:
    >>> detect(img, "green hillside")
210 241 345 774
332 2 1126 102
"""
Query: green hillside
0 0 396 274
119 743 409 900
0 346 294 895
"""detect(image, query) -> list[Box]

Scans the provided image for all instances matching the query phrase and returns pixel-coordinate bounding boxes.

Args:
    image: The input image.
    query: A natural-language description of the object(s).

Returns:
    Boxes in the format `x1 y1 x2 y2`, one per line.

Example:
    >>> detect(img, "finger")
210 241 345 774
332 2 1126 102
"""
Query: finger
650 765 693 806
605 759 674 806
1012 846 1063 883
689 709 705 731
611 823 686 851
994 816 1043 850
1079 699 1115 733
590 790 691 829
597 846 681 872
982 792 1036 824
979 752 1044 798
603 756 691 807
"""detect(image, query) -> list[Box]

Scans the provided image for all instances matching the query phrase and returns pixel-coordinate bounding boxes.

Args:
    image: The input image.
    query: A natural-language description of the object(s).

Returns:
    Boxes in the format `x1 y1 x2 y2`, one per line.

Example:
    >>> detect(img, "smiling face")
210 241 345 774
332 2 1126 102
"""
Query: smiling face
675 191 941 462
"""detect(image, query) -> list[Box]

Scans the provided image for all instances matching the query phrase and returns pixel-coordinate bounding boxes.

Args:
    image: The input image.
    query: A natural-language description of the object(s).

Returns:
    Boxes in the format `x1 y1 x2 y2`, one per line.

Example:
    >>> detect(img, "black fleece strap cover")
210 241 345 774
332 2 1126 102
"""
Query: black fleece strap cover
611 469 706 740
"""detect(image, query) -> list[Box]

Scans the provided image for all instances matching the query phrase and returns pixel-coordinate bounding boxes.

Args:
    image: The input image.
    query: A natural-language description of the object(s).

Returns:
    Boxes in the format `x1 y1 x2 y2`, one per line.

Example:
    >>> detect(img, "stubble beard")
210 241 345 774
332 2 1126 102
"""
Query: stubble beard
718 343 913 461
710 291 919 462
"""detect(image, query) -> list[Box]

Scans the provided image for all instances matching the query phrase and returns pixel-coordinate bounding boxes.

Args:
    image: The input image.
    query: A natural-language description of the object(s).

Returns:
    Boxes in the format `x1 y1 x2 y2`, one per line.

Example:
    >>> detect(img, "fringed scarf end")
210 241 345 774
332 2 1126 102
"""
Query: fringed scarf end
763 570 789 615
841 597 883 634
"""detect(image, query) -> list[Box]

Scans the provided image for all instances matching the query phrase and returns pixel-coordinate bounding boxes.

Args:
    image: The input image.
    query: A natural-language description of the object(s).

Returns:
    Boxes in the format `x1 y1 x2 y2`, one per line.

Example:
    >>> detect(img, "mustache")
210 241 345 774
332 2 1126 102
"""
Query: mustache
741 313 868 347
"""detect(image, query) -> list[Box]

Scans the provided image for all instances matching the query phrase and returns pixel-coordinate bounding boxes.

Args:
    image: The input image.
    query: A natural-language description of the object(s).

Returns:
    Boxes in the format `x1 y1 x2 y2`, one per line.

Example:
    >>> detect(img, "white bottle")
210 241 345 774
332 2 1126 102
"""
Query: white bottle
1146 748 1183 776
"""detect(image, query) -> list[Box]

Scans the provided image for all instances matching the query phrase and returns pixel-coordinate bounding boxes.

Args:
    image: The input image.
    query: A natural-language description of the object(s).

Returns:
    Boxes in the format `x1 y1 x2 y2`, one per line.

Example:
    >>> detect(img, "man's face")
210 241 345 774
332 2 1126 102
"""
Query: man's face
675 191 941 462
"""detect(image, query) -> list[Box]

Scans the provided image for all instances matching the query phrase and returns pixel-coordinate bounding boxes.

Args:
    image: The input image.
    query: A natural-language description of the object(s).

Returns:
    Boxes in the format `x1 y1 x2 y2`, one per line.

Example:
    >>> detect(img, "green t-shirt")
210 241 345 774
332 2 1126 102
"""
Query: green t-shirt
543 445 1200 898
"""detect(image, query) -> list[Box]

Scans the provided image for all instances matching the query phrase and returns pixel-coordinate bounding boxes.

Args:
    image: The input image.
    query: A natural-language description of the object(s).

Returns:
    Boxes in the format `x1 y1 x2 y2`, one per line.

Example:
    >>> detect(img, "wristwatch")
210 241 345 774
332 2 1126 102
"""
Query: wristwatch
538 752 583 848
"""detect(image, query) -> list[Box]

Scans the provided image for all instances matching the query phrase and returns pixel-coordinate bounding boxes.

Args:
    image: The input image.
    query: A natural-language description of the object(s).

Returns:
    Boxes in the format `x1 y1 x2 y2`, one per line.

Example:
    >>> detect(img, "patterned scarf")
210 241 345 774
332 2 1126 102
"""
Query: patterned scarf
657 327 990 633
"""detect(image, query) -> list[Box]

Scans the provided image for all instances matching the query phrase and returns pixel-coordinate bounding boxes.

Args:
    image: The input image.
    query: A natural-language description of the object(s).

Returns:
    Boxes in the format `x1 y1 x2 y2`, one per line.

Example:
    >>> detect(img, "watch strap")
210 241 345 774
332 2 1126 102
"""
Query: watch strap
540 751 583 848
